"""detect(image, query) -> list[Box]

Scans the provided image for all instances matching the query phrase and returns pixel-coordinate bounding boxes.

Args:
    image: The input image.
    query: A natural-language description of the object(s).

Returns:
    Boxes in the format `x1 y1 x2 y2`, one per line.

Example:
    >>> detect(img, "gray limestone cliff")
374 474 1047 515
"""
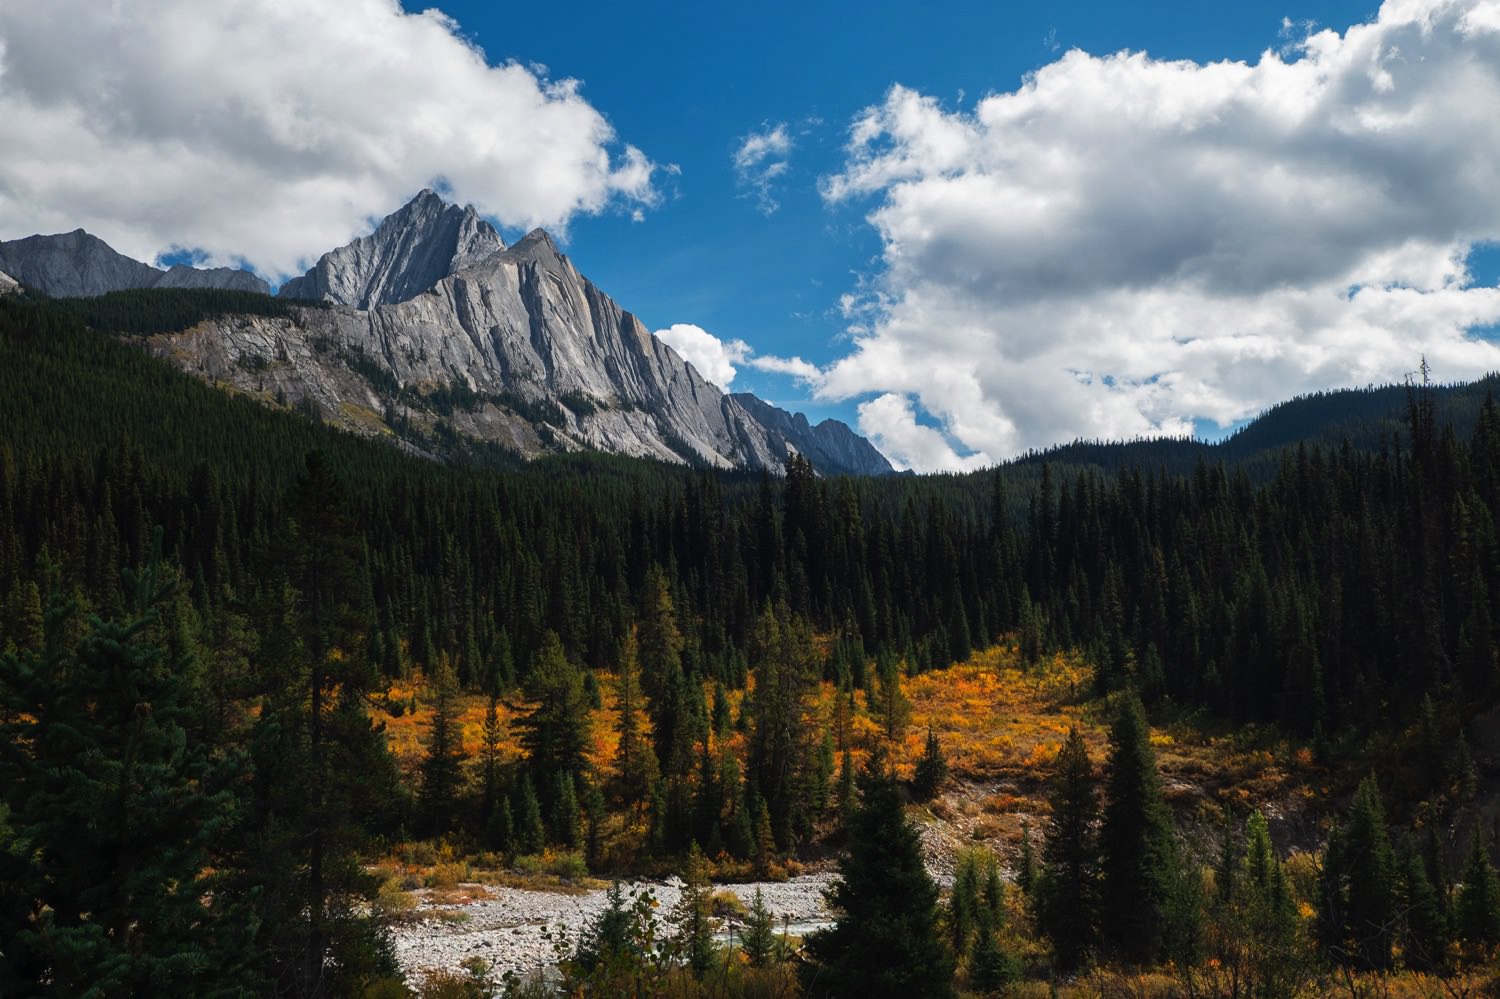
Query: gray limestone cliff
17 191 890 474
147 192 889 474
278 189 505 309
0 230 269 297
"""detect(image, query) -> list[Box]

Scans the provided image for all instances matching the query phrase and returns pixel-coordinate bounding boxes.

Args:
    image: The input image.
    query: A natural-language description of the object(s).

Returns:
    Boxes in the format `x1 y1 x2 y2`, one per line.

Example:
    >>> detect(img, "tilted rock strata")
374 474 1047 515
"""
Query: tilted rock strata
278 189 506 309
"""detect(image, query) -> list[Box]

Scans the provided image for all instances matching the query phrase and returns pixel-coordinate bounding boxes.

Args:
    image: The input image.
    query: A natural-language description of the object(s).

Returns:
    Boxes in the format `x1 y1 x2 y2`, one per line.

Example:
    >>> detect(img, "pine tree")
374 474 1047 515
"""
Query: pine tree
1343 775 1398 968
1400 838 1448 971
518 774 545 855
479 693 505 833
1036 726 1099 972
1239 811 1304 998
836 748 856 829
1016 819 1038 896
552 771 581 849
802 750 954 998
1458 834 1500 948
672 842 718 977
487 795 515 856
1099 692 1176 964
875 650 911 740
517 630 590 800
418 653 465 836
912 727 949 802
614 628 658 807
741 886 779 968
0 538 255 995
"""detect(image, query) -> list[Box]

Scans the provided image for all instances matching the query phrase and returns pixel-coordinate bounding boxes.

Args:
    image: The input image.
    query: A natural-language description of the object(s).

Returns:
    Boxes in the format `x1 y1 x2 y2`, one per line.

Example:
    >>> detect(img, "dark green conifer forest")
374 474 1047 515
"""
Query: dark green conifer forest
6 289 1500 995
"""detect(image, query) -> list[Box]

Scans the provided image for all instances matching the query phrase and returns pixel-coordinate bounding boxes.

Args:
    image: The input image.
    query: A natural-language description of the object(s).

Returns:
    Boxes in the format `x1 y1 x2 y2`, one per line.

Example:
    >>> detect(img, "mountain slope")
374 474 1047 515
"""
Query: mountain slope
278 189 506 309
78 192 889 475
0 230 268 296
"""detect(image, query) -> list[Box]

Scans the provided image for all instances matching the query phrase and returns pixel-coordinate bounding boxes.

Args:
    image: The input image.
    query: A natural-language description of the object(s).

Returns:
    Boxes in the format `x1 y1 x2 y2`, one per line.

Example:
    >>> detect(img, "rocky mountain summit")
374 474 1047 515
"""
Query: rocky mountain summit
0 230 268 297
278 189 506 309
6 192 892 475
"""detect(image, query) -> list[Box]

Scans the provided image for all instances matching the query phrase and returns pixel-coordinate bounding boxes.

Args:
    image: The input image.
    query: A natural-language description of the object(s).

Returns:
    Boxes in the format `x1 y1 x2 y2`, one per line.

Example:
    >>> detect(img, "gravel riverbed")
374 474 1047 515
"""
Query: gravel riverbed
391 872 838 986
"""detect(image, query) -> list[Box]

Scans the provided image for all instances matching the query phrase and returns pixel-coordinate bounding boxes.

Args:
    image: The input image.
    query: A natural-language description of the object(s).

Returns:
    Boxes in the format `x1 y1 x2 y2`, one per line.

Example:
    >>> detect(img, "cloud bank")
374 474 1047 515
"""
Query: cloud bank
0 0 659 277
819 0 1500 471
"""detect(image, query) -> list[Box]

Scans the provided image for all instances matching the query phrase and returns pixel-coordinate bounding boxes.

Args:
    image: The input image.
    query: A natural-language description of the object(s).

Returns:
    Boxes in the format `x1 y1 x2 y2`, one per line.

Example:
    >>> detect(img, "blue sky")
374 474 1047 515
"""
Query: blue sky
450 0 1383 423
5 0 1500 469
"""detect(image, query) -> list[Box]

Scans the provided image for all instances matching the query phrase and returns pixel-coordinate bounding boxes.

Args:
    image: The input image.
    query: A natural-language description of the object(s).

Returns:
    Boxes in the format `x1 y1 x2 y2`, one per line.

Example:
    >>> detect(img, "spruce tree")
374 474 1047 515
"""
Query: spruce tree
517 774 545 855
1036 726 1099 972
741 887 778 968
672 842 718 977
517 630 590 802
417 653 465 837
1400 838 1448 971
552 771 581 849
1458 834 1500 948
1343 775 1398 968
613 628 658 807
1099 692 1176 964
913 726 949 802
1016 819 1038 896
0 540 256 995
802 750 954 998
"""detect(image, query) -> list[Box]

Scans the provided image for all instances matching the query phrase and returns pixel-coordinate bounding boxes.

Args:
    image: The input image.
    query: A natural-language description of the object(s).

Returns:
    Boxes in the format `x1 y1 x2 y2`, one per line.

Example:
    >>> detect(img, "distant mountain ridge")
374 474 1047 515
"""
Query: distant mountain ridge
1012 374 1500 478
0 193 893 476
0 230 268 297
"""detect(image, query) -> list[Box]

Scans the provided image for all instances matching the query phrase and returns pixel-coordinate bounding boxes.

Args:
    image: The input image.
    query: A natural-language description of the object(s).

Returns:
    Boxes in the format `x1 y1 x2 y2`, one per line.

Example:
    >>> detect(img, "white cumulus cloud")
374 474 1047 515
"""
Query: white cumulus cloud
654 324 752 389
817 0 1500 471
653 322 828 397
733 122 794 215
0 0 661 277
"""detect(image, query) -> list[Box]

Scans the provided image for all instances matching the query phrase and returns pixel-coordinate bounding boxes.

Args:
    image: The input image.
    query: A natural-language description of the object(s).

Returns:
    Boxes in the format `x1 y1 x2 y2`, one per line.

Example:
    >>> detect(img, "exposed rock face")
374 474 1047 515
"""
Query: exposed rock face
150 193 890 474
730 393 895 476
0 229 270 297
278 189 505 309
0 270 19 296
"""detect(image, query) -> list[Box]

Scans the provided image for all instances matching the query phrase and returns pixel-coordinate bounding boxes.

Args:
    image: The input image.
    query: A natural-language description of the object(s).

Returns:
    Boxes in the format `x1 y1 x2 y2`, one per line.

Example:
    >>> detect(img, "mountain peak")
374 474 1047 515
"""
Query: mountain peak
502 228 563 266
278 190 506 309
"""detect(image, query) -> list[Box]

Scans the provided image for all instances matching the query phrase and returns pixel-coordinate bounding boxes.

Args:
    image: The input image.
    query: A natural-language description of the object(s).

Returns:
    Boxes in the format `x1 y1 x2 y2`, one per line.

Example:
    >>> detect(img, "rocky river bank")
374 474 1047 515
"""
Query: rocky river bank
390 872 839 987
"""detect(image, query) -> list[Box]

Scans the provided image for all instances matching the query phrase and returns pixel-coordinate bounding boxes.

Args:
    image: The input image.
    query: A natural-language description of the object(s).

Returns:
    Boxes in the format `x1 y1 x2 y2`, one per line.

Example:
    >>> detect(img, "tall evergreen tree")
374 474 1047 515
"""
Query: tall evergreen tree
1458 834 1500 948
1342 776 1398 969
0 541 255 995
517 631 590 805
417 653 465 836
1036 727 1099 972
741 887 779 968
802 751 954 998
613 628 658 807
1099 693 1176 964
